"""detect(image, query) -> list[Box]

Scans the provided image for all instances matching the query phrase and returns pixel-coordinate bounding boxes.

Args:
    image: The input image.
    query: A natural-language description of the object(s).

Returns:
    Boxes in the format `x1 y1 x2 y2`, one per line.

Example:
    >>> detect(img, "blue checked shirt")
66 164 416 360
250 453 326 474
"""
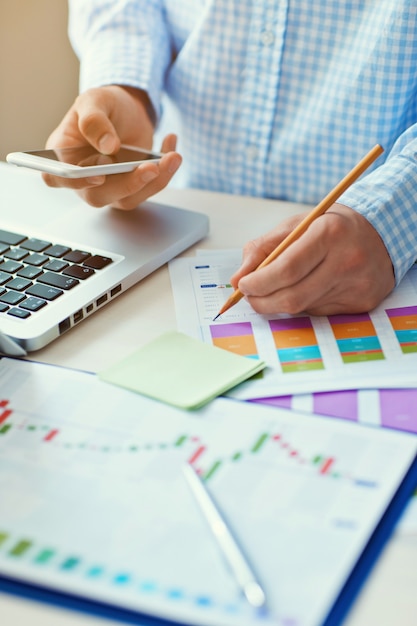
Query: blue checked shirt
68 1 417 283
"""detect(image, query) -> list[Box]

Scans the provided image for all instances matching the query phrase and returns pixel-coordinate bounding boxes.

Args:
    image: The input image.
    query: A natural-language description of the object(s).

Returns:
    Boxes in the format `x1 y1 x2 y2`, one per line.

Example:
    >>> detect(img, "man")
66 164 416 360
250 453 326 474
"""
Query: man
44 1 417 315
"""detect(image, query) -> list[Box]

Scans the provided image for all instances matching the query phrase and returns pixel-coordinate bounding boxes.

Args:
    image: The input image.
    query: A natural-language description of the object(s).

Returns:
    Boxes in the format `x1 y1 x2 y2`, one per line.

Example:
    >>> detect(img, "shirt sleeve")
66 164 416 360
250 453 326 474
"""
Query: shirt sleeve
68 0 171 121
338 127 417 285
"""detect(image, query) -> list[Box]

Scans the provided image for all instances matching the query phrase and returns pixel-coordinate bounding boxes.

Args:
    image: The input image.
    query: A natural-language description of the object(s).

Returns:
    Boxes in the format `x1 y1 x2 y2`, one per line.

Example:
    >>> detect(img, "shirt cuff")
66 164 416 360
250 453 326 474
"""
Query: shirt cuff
77 32 170 124
339 151 417 285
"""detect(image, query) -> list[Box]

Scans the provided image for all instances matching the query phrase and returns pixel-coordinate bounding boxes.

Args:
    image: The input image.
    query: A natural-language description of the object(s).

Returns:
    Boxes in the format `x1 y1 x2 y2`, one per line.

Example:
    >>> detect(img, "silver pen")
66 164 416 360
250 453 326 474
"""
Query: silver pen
183 462 267 610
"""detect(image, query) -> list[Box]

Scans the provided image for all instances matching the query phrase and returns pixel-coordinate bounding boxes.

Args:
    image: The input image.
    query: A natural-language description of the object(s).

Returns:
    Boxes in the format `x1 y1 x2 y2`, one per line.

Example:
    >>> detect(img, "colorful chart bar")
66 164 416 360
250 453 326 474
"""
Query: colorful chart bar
200 283 232 289
34 549 56 564
313 390 359 422
210 322 258 359
252 387 417 434
0 409 11 425
379 389 417 432
188 445 206 465
319 457 335 475
250 396 293 410
385 306 417 354
269 318 324 373
61 556 81 571
9 539 32 557
175 435 188 447
253 390 359 422
328 313 384 363
44 429 59 442
251 433 269 453
0 530 205 609
204 460 222 480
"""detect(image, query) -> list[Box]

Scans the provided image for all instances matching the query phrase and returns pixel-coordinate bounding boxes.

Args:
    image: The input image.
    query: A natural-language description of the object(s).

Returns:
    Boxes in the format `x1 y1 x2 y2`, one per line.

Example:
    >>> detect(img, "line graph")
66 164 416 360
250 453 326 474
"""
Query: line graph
0 396 378 489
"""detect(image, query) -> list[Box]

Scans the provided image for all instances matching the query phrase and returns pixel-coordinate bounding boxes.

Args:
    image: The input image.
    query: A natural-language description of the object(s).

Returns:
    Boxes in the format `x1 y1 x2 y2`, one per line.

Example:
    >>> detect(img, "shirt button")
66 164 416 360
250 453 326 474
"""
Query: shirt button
260 30 275 46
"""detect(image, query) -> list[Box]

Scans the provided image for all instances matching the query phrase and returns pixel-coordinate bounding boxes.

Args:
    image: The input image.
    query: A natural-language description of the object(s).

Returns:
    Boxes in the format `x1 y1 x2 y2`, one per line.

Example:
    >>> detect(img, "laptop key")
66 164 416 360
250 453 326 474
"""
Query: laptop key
43 259 69 272
0 271 11 285
0 291 26 305
17 266 44 279
0 230 27 246
20 238 52 252
0 260 24 274
25 253 49 266
8 307 31 319
83 255 113 269
5 277 32 291
63 266 95 280
37 272 79 290
63 250 91 263
3 248 29 261
44 244 71 258
19 297 47 312
26 284 63 300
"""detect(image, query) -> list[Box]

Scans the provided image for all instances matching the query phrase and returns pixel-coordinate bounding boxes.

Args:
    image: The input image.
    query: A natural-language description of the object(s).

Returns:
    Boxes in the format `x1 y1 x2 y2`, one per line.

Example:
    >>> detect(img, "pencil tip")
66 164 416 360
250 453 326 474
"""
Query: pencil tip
212 313 221 321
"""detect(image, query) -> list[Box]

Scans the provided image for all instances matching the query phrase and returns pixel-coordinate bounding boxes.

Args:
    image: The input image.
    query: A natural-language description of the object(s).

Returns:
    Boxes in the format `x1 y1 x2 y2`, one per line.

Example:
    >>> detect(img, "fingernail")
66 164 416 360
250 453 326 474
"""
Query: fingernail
168 156 182 174
98 133 115 154
141 170 158 183
86 176 105 185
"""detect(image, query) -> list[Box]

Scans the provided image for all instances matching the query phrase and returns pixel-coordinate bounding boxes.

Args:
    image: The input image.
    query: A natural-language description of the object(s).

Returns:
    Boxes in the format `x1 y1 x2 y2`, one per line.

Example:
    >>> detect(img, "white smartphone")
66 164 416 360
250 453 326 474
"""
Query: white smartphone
6 144 163 178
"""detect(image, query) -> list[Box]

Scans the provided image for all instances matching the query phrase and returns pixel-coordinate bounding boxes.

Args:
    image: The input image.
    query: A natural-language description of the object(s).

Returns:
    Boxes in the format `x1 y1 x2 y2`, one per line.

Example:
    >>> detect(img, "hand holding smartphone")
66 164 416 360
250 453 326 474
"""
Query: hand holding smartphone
6 144 163 178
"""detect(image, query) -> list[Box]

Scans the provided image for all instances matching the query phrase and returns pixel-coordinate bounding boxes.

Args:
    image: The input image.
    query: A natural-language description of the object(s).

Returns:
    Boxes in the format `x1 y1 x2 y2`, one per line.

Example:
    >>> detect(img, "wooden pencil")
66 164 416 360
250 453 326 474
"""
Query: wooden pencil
213 143 384 320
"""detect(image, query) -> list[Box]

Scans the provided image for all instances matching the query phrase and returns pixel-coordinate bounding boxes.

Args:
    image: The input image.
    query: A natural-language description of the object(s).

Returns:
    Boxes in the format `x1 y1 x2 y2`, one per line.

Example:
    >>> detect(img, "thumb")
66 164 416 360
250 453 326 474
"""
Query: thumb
77 99 121 155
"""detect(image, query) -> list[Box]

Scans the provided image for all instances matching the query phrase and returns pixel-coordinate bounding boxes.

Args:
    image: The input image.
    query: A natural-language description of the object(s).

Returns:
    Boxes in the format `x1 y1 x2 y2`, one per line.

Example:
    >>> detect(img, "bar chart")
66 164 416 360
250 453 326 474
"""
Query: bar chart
210 322 259 359
328 313 385 363
269 317 324 372
254 386 417 434
386 306 417 354
170 254 417 398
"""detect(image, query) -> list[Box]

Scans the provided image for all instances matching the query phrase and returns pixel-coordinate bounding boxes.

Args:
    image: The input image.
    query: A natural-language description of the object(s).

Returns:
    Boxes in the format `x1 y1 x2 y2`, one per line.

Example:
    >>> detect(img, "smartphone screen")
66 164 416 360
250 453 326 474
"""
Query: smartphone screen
26 146 159 167
6 144 163 178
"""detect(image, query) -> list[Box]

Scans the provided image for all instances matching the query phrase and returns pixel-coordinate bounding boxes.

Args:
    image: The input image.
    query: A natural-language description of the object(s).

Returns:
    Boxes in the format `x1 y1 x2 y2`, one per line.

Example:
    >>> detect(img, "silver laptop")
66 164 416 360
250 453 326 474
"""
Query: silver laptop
0 162 208 353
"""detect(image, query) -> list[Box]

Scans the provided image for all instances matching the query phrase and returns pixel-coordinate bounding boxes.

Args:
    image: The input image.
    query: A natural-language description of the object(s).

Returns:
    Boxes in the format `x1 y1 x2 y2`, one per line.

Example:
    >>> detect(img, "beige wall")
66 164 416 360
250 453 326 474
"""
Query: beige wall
0 1 79 160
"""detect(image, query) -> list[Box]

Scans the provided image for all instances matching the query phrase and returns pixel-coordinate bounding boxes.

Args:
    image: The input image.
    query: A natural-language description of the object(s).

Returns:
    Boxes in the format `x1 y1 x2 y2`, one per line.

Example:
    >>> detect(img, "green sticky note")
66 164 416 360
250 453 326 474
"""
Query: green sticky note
99 331 266 410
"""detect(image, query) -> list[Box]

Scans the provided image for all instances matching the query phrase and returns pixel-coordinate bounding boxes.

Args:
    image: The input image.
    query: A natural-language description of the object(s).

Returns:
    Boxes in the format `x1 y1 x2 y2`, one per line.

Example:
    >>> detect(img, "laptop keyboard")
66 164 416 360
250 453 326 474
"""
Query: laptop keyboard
0 228 114 321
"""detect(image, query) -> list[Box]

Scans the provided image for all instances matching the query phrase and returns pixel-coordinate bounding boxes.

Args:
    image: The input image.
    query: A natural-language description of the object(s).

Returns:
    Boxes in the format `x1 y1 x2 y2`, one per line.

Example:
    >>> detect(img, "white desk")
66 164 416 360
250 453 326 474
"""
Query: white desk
1 187 416 626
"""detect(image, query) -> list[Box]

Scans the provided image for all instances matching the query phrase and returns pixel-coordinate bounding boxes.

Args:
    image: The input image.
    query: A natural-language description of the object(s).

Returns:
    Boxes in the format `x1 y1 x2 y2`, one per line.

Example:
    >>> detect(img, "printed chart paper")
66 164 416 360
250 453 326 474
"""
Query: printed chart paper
169 253 417 398
252 387 417 434
0 358 416 626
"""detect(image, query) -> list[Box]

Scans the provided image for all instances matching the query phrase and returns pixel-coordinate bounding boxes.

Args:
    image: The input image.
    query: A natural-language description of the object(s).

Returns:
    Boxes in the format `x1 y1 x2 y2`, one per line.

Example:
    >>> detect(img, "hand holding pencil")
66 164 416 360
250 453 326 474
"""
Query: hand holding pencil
216 144 395 319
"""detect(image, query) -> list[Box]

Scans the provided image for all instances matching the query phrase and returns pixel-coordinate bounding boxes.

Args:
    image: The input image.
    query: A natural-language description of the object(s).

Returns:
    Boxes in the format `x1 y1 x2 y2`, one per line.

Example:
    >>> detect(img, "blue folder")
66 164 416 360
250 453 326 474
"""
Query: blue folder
1 453 416 626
